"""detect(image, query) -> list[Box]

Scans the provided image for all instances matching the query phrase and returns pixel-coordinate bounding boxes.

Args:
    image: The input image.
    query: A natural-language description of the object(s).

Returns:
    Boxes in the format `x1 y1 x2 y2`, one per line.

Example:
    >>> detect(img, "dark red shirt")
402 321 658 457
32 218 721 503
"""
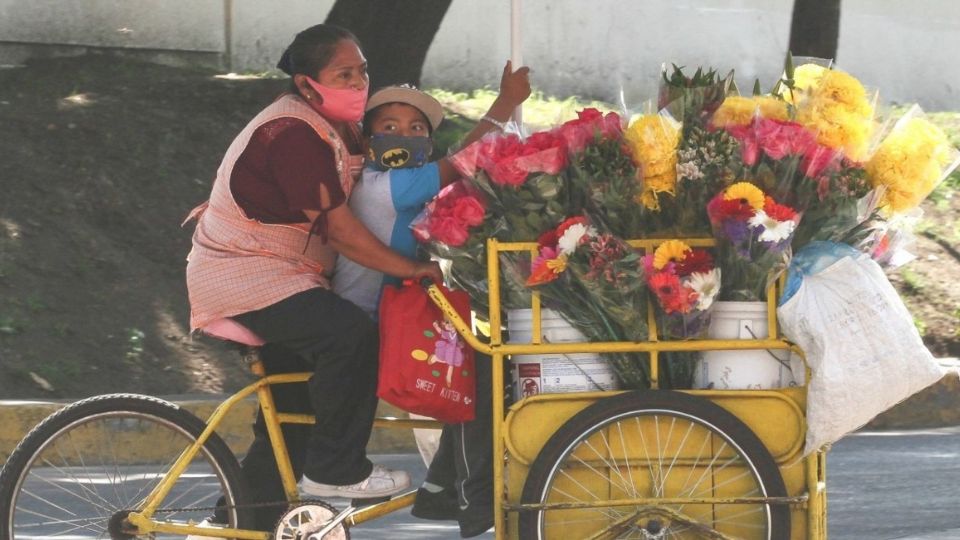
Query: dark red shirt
231 117 345 224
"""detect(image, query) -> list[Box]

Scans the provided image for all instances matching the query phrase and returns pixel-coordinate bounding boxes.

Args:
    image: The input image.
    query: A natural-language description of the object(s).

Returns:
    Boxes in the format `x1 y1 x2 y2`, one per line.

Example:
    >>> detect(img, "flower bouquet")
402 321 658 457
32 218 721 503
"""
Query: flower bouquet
780 60 878 163
856 104 960 265
524 216 651 388
562 109 648 237
658 63 735 135
622 111 683 231
641 240 721 338
866 105 960 216
621 66 745 237
706 182 801 301
641 240 722 388
449 129 570 242
412 180 523 319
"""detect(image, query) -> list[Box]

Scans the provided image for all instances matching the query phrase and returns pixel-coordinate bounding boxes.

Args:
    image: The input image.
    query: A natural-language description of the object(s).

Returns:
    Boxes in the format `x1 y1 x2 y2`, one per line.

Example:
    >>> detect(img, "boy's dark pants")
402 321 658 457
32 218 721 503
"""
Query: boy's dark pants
422 351 507 519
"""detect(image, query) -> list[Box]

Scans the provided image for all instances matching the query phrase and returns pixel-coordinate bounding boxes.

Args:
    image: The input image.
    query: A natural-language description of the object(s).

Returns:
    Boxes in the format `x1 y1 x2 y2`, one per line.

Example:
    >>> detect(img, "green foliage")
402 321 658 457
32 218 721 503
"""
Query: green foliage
900 268 925 294
913 316 928 336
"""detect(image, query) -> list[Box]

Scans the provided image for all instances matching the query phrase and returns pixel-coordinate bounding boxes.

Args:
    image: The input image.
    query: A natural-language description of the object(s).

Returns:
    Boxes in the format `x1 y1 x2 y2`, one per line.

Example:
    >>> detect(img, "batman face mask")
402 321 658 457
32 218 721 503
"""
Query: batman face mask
366 134 433 171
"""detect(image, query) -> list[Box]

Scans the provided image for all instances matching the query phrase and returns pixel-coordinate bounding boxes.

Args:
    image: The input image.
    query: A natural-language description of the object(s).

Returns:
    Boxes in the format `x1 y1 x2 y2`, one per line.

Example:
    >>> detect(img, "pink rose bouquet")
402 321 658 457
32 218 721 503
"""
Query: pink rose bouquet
450 130 569 241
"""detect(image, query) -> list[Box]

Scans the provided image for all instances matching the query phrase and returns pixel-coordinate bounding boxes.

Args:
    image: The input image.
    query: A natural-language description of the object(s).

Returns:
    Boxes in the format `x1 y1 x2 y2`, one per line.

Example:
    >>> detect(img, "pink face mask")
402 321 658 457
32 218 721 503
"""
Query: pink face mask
305 77 368 122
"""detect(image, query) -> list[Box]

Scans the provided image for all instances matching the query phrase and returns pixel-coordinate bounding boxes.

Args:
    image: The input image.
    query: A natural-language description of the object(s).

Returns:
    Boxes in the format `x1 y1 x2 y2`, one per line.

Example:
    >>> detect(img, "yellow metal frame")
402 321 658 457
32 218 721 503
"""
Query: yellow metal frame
426 237 825 539
121 235 826 540
124 368 440 539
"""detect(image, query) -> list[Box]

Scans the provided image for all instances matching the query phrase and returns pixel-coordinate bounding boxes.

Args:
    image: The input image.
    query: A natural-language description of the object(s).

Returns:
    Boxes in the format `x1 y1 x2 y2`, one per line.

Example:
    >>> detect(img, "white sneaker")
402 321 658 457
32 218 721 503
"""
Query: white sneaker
300 464 411 498
184 518 222 540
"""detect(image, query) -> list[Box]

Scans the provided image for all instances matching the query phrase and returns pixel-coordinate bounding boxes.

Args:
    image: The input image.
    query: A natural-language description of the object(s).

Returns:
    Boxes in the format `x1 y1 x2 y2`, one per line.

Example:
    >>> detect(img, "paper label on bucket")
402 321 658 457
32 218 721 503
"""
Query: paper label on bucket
512 354 620 399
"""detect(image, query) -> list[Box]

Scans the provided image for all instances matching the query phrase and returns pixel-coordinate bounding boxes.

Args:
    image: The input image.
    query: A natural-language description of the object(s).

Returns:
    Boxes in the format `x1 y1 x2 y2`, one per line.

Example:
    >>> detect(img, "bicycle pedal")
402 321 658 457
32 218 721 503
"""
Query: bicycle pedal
350 495 391 506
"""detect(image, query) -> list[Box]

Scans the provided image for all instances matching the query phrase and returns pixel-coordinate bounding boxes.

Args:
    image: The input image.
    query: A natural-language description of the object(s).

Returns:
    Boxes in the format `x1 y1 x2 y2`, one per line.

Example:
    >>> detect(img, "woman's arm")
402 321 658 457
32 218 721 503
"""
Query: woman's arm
436 60 532 186
305 206 443 283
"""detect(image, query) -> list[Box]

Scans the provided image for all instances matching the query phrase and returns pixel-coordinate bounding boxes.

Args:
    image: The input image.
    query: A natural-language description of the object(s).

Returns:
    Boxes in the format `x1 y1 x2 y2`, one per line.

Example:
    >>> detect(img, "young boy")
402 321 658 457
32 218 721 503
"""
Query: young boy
332 62 530 538
334 61 529 318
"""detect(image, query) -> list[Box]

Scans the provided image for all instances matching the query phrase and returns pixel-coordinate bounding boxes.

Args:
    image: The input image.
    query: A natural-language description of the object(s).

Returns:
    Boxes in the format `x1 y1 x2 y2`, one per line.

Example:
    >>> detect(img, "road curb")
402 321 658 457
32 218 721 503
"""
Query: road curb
3 359 956 463
0 396 421 463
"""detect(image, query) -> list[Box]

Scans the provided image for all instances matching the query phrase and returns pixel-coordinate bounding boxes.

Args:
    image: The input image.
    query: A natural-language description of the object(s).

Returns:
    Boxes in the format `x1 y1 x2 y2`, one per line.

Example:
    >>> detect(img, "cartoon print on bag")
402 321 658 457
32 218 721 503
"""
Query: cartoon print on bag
427 319 465 386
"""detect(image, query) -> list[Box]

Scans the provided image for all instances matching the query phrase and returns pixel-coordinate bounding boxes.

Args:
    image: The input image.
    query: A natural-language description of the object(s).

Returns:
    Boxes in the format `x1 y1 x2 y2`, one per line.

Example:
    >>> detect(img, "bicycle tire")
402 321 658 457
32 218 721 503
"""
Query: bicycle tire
519 390 790 539
0 393 254 540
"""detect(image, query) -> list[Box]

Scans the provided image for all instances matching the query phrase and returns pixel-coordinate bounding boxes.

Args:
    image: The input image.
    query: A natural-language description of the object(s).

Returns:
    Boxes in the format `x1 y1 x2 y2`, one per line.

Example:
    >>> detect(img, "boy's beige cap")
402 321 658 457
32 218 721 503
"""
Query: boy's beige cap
365 85 444 131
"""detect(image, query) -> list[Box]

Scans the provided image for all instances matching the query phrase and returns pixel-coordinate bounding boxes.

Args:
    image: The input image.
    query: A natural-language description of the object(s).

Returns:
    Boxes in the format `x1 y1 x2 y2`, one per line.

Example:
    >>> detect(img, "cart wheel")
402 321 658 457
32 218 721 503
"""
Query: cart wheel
0 394 253 540
519 390 790 540
274 502 349 540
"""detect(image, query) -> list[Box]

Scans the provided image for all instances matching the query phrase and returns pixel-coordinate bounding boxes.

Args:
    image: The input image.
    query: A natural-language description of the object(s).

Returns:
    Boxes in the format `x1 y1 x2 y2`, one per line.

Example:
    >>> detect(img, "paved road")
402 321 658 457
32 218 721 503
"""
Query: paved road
827 426 960 540
6 427 959 539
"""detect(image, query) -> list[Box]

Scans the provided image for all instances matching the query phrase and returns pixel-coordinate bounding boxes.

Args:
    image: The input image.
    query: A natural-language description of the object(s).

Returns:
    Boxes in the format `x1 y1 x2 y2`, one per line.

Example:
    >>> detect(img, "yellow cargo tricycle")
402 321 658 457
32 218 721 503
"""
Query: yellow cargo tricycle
0 238 824 540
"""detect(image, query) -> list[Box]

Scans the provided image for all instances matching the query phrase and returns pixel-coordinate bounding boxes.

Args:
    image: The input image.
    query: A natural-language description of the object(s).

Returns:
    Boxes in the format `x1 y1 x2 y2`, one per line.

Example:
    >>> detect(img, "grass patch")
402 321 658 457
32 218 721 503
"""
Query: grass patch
913 316 928 336
900 268 925 294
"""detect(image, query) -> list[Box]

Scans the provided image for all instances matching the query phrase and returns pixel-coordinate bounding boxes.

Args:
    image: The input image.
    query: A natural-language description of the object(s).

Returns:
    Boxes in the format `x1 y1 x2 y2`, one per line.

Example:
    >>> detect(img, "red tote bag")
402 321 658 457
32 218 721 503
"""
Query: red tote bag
377 281 476 423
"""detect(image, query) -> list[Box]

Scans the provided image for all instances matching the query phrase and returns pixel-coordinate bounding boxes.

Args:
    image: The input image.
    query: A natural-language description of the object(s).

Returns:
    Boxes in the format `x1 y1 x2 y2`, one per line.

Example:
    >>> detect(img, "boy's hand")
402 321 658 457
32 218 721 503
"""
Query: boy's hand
499 60 531 108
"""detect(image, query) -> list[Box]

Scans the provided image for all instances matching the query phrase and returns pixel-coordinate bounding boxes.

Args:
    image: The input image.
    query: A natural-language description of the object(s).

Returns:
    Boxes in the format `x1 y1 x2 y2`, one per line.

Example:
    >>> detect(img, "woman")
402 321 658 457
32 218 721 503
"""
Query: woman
184 24 442 530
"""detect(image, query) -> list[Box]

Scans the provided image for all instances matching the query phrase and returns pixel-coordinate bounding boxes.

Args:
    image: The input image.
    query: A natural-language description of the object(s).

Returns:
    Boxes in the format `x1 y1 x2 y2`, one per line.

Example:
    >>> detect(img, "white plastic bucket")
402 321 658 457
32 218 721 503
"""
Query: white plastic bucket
693 301 798 389
507 309 620 400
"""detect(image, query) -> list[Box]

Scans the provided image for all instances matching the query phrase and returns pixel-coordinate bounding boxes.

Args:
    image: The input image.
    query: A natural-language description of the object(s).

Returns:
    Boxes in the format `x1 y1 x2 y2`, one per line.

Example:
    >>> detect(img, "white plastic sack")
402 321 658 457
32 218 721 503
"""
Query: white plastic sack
777 244 944 456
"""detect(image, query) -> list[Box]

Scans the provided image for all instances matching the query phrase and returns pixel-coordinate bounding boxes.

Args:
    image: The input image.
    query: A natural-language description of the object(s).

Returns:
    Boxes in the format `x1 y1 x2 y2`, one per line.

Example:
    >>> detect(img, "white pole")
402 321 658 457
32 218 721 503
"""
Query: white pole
510 0 523 129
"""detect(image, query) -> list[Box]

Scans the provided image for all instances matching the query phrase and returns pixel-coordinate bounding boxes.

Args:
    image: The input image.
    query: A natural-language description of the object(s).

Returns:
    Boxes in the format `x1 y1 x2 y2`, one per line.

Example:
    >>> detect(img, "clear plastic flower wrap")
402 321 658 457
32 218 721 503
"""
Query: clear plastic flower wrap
448 130 571 242
865 104 960 216
707 182 800 301
411 180 528 319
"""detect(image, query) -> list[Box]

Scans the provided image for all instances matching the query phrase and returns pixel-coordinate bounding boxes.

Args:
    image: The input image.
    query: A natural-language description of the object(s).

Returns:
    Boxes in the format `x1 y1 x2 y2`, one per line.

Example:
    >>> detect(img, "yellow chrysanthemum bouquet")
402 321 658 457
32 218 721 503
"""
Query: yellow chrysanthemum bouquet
867 105 960 215
860 105 960 264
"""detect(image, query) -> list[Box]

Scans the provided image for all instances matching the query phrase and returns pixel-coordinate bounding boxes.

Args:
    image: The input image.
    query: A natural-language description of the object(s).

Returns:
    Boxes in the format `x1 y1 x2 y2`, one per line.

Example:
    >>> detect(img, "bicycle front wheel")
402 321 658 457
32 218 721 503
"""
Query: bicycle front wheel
519 390 790 539
0 394 252 540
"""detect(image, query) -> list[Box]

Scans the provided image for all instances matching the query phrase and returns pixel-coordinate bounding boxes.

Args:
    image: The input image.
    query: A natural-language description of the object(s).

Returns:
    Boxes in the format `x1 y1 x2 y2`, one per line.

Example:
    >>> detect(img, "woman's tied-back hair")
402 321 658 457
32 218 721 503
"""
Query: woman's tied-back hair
276 24 361 79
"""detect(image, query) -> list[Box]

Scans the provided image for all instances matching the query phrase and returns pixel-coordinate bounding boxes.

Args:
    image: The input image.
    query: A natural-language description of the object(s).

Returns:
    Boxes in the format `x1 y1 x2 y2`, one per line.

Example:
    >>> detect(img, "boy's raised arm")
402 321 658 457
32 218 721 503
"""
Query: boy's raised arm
437 60 531 186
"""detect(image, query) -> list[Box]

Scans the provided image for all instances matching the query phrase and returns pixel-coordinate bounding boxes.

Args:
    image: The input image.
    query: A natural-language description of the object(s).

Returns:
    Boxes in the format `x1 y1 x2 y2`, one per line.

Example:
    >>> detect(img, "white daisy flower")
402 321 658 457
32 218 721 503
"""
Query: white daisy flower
749 210 796 242
557 223 595 255
685 268 721 311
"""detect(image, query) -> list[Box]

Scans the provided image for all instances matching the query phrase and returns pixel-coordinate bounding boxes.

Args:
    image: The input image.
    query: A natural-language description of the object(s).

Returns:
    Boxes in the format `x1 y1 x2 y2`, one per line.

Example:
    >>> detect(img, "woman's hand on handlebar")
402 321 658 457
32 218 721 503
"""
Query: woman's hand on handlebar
411 260 444 286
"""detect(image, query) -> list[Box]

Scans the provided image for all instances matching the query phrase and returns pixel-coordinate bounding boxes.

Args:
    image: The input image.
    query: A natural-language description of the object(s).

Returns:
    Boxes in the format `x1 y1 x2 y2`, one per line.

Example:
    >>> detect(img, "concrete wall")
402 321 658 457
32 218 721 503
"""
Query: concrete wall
1 0 958 109
420 0 960 110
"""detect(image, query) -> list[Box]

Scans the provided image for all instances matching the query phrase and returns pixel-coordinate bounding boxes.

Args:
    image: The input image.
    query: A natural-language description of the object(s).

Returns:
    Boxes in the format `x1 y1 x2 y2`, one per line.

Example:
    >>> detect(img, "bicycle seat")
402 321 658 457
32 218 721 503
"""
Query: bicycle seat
203 318 266 347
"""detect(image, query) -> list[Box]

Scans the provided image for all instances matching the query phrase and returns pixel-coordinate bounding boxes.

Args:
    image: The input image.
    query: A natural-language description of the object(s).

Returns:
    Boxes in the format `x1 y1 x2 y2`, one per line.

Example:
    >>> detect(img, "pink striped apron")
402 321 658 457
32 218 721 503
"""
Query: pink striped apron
184 94 364 332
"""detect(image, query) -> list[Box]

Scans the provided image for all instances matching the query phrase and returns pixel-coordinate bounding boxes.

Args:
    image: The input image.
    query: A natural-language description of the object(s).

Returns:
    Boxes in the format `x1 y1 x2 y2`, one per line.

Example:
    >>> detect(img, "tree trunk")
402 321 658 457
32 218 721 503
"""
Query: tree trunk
325 0 453 89
788 0 842 61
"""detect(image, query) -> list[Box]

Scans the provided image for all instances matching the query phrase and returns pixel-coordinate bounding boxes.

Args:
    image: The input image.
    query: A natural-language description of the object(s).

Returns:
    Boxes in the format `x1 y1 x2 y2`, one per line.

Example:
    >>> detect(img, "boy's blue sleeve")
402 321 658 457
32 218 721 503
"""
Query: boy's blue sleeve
388 163 441 212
